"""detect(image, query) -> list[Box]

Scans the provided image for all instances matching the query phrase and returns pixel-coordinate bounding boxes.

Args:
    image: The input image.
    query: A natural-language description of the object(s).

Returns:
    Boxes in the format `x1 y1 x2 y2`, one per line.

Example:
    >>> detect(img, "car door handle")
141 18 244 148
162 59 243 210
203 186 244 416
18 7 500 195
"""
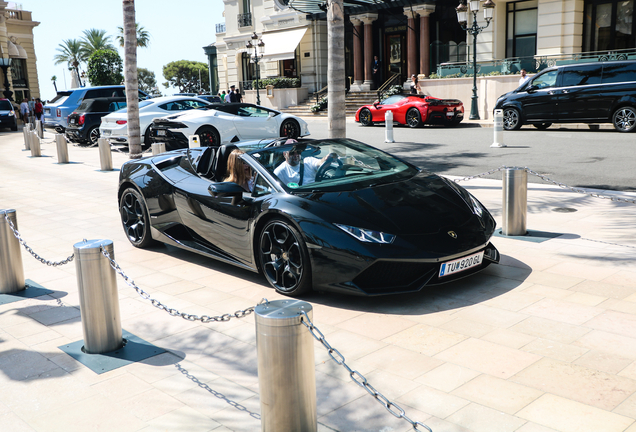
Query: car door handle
548 90 556 95
561 89 569 94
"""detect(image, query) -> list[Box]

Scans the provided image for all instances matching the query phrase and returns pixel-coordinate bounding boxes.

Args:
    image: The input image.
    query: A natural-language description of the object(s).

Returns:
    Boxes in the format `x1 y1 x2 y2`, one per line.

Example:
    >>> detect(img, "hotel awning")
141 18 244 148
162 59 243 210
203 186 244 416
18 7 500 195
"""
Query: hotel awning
259 27 308 62
8 40 28 59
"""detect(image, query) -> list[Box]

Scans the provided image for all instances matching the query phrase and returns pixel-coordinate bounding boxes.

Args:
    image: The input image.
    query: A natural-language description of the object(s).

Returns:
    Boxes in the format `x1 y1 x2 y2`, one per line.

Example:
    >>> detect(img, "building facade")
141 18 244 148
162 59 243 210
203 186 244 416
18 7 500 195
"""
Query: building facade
0 1 40 104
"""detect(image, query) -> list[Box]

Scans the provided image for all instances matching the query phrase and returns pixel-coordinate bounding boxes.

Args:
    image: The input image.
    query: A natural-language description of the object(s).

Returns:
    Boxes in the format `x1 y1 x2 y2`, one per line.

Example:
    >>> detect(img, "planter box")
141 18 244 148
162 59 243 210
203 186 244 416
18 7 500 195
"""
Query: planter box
243 87 308 110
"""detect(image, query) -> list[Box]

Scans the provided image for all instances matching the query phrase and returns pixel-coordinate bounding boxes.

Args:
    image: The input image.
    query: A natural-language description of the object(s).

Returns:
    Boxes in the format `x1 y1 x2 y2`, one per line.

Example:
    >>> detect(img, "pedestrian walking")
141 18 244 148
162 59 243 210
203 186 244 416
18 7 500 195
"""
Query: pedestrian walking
229 85 237 103
235 88 243 103
410 74 421 95
225 89 232 103
20 99 29 123
34 98 43 121
372 55 381 89
519 69 530 86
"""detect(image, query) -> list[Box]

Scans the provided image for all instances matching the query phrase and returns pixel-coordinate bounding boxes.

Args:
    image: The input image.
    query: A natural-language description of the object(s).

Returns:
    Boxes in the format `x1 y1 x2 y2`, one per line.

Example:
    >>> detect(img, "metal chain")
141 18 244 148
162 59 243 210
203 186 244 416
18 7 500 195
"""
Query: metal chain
99 246 266 322
2 212 75 266
455 166 636 205
300 311 432 432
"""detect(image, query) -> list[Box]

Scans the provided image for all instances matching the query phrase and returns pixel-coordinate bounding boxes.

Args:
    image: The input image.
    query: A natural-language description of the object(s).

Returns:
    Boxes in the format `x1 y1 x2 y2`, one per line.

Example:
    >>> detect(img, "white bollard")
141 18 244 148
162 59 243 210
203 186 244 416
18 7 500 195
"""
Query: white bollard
491 109 506 148
55 134 69 163
152 142 166 155
188 135 200 148
385 110 395 143
23 125 30 150
29 130 41 157
98 138 113 171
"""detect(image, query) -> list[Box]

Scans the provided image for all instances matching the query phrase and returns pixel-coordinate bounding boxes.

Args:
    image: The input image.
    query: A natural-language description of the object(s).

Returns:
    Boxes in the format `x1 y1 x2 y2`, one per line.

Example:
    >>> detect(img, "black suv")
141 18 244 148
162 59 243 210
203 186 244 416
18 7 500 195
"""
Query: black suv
0 98 18 131
495 60 636 132
65 97 127 145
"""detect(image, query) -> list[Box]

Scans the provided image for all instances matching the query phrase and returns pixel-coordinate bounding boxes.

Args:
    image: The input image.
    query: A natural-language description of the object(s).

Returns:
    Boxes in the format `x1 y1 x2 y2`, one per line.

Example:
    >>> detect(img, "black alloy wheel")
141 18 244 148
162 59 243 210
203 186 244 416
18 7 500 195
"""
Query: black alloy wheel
119 188 155 248
196 126 221 147
533 123 552 130
142 127 152 150
280 119 300 139
258 218 311 296
359 108 373 126
612 106 636 133
88 126 100 145
406 108 422 128
503 107 522 130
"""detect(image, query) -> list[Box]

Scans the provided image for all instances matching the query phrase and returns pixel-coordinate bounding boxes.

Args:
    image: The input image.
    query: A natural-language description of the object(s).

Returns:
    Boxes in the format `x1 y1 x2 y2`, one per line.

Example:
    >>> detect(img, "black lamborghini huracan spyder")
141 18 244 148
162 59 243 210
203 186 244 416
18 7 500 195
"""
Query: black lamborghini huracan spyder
118 137 499 296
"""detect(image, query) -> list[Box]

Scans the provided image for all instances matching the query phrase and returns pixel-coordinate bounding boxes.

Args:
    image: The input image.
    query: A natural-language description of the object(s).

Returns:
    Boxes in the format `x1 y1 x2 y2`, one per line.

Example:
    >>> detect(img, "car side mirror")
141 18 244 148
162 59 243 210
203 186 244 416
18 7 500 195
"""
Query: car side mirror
268 112 275 118
526 85 538 93
373 102 379 109
208 182 245 196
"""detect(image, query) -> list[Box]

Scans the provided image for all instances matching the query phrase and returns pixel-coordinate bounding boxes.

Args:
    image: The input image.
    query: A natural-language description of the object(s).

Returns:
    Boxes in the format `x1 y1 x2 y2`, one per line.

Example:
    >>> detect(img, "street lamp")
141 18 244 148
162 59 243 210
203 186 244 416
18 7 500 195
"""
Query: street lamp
456 0 495 120
0 57 14 101
246 32 265 105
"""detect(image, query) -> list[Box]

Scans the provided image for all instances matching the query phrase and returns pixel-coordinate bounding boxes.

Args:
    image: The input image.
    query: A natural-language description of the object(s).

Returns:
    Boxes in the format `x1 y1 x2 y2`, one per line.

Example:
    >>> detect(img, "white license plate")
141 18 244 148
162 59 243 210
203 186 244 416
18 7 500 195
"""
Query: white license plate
439 251 484 277
102 130 111 136
446 112 455 117
157 130 166 136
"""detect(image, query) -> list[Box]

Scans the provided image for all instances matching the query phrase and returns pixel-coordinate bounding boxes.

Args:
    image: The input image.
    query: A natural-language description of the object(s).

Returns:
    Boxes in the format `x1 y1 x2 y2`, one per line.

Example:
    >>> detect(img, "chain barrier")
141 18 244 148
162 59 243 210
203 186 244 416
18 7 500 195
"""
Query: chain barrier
2 212 75 266
99 246 266 322
454 166 636 205
300 311 432 432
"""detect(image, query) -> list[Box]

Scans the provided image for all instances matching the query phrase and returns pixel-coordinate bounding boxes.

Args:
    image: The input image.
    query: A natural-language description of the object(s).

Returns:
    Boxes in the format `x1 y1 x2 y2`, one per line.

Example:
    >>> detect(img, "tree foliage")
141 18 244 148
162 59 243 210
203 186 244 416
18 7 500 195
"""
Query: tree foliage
87 49 123 86
117 23 150 48
53 39 85 83
162 60 209 93
137 67 157 93
80 29 115 59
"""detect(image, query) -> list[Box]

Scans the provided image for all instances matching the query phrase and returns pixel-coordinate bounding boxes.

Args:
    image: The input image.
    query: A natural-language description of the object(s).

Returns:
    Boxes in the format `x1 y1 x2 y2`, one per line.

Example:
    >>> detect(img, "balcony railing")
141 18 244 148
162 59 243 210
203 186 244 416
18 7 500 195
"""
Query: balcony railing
435 47 636 77
216 23 226 33
238 13 252 28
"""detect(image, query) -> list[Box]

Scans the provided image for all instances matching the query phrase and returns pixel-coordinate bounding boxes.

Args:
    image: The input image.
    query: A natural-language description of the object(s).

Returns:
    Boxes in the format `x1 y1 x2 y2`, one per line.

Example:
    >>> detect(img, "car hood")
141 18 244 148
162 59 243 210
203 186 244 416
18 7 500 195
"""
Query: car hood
300 172 487 237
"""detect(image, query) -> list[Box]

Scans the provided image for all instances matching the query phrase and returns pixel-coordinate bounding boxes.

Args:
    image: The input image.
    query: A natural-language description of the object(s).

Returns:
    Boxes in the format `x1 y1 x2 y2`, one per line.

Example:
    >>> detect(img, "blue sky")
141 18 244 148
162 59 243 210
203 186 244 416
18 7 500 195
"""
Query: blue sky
24 0 224 100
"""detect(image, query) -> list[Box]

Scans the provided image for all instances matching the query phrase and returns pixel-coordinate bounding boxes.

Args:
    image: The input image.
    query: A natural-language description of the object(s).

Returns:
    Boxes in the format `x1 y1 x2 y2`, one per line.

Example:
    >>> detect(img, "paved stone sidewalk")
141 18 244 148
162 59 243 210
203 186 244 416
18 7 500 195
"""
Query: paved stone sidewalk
0 128 635 432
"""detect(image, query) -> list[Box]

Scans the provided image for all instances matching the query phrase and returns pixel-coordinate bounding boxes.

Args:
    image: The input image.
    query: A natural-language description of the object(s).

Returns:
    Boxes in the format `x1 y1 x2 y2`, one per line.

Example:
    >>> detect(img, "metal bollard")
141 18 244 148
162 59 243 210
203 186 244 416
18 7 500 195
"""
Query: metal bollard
255 299 317 432
22 125 30 150
35 119 43 138
29 130 41 157
188 135 200 148
73 239 123 354
0 209 26 294
98 138 113 171
385 110 395 143
55 134 69 163
502 167 528 236
491 109 506 148
152 142 166 155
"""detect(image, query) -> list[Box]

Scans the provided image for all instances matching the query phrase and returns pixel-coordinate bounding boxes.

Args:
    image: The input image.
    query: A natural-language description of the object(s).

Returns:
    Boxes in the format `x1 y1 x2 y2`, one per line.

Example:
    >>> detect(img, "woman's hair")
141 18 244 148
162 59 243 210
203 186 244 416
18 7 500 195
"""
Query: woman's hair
225 149 249 185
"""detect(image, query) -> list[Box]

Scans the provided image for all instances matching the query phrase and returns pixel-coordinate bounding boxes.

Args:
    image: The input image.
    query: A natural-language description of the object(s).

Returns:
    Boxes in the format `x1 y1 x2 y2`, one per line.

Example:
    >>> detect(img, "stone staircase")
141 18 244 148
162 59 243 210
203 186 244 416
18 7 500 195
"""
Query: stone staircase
281 91 378 117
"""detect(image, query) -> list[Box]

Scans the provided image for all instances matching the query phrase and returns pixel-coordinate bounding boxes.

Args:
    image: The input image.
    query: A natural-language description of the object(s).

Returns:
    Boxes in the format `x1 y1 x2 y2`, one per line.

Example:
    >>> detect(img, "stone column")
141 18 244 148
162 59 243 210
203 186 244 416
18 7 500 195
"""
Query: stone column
350 18 364 91
358 14 378 91
404 9 418 78
415 5 436 78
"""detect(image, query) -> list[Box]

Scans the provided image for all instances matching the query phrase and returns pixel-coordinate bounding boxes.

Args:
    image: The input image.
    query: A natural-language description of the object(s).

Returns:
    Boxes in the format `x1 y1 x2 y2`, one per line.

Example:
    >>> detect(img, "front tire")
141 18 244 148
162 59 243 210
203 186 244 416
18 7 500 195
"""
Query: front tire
280 119 300 139
196 126 221 147
119 188 155 248
612 106 636 133
503 107 522 130
258 218 311 296
406 108 422 128
359 108 373 126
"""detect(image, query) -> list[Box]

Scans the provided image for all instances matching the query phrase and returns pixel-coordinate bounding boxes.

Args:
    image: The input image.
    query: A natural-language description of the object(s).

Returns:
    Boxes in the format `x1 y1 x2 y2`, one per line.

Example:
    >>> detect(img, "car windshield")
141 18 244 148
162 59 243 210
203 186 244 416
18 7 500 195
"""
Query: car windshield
246 138 419 192
0 100 12 110
380 95 407 105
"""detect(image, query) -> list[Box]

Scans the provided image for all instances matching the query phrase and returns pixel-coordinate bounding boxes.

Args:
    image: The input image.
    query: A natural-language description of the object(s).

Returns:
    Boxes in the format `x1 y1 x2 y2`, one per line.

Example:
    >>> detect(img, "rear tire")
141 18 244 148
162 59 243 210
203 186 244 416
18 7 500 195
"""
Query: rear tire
280 119 300 139
406 108 422 128
503 107 522 130
142 127 152 150
88 126 100 145
612 106 636 133
196 126 221 147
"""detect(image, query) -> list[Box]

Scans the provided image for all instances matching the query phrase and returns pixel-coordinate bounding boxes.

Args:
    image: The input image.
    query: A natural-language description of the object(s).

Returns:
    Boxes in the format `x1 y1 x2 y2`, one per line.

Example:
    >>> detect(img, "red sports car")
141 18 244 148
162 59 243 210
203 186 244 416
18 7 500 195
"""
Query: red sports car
355 94 464 128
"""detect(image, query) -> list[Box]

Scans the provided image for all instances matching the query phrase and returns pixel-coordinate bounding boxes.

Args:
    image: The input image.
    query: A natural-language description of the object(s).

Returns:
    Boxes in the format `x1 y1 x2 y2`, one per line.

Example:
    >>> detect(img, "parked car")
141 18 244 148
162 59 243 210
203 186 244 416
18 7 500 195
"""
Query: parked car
197 94 223 103
0 98 18 131
149 103 310 150
118 137 499 296
100 96 210 148
495 60 636 132
43 85 149 133
355 94 464 128
65 97 127 145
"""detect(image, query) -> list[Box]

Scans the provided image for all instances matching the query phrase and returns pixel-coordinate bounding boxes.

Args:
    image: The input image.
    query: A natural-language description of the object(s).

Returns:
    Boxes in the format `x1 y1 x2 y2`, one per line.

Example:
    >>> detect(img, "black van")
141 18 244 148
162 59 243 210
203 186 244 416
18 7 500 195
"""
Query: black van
494 60 636 132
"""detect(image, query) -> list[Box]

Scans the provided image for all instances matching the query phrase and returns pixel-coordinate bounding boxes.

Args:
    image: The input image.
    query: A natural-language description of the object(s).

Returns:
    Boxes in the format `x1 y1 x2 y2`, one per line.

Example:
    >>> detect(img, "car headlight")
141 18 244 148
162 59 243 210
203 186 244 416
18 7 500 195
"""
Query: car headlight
335 224 396 244
470 194 484 217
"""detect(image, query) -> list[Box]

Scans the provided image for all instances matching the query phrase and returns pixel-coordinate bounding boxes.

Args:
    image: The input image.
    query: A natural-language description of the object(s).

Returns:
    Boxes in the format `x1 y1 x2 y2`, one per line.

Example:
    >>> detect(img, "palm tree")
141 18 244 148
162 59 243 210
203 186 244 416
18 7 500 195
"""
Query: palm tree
53 39 84 87
80 28 116 59
327 0 346 138
116 23 150 48
51 76 58 92
123 0 142 158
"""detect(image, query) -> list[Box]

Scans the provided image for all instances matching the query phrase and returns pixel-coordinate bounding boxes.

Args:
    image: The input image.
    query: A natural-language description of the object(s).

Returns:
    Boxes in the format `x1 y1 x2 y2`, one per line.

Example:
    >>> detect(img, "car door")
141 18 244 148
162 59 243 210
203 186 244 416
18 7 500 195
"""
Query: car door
556 64 604 121
370 95 405 122
518 69 560 122
232 105 279 140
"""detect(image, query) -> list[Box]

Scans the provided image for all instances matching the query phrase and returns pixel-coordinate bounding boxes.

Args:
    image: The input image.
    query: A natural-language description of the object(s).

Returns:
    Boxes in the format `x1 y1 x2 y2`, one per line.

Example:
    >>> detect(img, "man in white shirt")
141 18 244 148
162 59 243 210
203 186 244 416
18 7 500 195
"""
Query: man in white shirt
519 69 530 86
274 146 338 187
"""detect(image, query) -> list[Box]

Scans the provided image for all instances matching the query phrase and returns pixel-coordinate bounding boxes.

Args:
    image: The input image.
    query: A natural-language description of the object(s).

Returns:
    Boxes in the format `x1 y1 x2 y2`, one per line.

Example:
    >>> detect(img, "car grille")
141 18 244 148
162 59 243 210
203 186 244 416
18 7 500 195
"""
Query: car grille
352 261 437 294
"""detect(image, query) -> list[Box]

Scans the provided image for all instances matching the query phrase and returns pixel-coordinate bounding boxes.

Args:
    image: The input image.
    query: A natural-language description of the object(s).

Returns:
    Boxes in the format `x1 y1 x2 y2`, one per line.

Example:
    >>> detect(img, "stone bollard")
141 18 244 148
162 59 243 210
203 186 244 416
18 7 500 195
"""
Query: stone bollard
491 109 506 148
55 134 69 163
385 110 395 143
152 142 166 155
29 130 41 157
98 138 112 171
23 125 30 150
73 239 123 354
255 299 317 432
502 167 528 236
0 209 26 294
35 119 44 138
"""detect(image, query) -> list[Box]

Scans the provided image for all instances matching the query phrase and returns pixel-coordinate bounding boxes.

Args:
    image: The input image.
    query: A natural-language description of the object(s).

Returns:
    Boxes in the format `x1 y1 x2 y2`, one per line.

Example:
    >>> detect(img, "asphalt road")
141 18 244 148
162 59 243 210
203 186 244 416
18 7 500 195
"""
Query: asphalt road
303 118 636 192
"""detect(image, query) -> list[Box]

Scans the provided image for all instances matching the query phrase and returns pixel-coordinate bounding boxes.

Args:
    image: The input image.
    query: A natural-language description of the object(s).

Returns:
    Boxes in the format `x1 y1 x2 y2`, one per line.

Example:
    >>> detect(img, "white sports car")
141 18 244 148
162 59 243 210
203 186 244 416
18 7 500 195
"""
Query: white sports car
99 96 211 147
149 103 310 150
